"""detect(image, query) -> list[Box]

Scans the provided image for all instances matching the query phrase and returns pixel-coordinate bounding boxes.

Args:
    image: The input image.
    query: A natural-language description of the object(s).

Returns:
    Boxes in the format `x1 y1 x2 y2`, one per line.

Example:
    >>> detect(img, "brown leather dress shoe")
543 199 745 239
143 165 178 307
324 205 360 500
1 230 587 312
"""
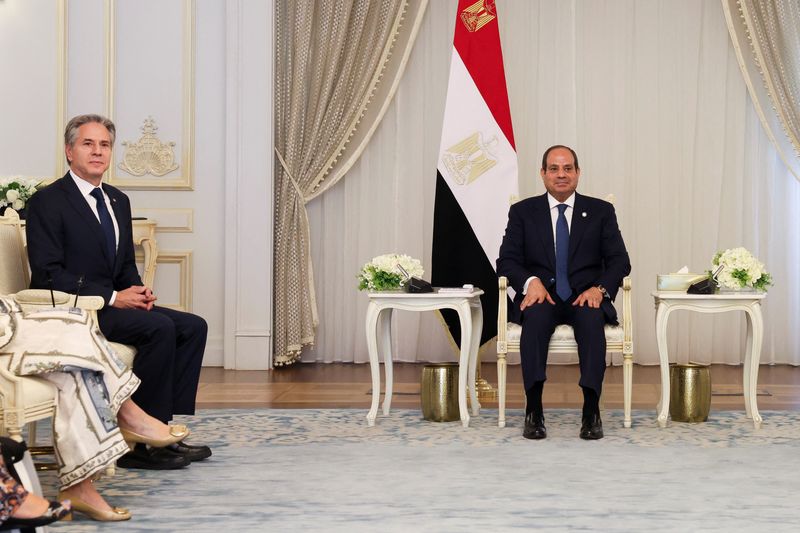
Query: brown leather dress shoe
580 412 604 440
523 412 546 440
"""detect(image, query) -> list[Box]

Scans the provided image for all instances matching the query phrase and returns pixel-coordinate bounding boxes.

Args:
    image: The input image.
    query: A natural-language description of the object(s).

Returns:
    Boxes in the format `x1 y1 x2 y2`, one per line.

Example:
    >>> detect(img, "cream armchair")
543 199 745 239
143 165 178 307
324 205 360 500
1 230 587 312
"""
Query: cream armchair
496 275 634 429
0 211 137 444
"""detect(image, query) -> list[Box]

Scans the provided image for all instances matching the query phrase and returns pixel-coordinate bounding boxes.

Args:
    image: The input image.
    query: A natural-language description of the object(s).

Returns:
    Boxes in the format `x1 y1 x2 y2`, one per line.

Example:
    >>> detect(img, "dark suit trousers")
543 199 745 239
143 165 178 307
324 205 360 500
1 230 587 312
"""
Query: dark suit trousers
520 295 606 395
98 305 207 423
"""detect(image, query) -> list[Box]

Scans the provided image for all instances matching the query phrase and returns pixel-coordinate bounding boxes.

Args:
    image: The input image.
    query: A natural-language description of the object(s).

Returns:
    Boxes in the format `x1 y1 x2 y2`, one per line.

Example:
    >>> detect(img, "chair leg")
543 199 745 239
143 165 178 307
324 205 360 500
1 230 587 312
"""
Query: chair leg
27 421 38 446
497 351 507 428
623 352 633 428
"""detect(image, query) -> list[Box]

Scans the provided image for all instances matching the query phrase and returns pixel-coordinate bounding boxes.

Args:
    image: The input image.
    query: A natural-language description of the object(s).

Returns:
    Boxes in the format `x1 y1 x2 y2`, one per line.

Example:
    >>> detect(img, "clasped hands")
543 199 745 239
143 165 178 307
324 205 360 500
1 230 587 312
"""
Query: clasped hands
113 285 157 311
520 278 603 311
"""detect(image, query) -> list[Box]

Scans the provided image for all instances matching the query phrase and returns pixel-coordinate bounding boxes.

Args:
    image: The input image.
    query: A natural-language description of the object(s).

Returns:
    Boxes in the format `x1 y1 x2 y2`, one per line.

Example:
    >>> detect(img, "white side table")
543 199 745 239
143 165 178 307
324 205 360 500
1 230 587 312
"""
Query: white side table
365 289 484 428
651 291 767 428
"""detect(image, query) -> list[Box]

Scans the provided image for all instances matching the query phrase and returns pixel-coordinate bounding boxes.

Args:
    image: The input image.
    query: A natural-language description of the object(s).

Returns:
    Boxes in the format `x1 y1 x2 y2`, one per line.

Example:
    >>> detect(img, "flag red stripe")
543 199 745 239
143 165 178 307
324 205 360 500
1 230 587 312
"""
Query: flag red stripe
453 0 515 150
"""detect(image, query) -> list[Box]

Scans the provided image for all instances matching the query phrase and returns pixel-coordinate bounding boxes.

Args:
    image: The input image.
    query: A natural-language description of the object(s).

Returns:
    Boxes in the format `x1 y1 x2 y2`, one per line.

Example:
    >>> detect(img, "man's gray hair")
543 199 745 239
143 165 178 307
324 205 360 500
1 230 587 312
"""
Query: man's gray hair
64 114 116 147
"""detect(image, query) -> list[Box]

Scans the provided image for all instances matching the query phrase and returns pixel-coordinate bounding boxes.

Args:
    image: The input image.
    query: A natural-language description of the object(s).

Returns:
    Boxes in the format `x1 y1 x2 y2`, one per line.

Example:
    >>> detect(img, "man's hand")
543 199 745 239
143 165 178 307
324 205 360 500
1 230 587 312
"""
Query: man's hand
113 285 157 310
573 286 603 308
520 278 555 311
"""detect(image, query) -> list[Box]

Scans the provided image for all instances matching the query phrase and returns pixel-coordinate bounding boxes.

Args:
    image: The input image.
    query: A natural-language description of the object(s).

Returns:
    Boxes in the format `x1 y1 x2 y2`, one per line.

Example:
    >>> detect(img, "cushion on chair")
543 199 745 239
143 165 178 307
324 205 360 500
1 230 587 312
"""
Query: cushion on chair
506 323 624 344
0 375 57 407
109 342 136 367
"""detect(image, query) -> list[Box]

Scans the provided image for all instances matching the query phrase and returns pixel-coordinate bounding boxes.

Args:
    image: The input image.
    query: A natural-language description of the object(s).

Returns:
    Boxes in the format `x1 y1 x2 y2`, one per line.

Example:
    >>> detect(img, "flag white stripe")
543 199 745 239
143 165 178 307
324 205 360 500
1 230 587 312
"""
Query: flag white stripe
437 49 518 268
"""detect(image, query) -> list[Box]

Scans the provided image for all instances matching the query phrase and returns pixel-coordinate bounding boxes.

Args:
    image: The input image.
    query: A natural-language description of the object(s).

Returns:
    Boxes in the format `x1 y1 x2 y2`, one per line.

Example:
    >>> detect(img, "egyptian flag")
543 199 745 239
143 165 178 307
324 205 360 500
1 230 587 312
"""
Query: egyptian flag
431 0 518 347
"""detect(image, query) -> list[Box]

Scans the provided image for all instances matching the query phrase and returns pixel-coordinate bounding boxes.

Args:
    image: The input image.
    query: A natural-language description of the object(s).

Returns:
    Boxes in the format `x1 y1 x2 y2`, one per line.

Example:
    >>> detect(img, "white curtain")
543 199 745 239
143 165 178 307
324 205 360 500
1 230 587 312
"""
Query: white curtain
304 0 800 367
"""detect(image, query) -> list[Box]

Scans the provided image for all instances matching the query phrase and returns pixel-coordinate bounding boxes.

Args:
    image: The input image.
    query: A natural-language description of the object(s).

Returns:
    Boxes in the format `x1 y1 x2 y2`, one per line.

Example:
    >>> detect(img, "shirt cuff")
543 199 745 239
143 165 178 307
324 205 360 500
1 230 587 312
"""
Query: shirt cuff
109 291 117 306
522 276 538 295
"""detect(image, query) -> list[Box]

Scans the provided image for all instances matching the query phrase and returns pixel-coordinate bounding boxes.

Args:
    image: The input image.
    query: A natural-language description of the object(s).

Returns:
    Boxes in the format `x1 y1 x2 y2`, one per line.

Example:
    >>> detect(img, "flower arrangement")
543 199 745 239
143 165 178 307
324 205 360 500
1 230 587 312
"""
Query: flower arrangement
0 176 41 213
357 253 424 291
712 247 772 291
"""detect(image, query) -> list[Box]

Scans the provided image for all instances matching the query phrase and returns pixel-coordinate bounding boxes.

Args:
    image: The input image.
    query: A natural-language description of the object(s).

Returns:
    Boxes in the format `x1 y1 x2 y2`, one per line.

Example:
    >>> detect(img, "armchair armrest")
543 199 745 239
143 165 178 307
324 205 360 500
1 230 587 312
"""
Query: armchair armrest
620 276 633 353
497 276 509 347
12 290 105 311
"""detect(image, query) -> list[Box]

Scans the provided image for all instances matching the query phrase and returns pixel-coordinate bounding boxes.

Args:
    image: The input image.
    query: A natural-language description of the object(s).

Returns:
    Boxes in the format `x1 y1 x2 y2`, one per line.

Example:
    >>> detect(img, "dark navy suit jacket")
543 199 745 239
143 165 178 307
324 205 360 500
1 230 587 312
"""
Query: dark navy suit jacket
497 192 631 324
25 173 142 304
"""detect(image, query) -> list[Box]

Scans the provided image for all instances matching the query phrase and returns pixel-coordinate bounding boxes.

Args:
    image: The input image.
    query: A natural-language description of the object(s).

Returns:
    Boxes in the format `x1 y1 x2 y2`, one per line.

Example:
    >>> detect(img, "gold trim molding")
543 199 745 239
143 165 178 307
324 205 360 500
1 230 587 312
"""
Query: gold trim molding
106 0 195 190
131 208 194 233
136 250 192 311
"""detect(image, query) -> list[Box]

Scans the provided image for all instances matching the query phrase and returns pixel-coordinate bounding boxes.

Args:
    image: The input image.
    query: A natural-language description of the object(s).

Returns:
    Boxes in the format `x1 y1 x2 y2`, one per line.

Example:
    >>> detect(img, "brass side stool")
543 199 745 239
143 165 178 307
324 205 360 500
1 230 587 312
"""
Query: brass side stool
669 363 711 422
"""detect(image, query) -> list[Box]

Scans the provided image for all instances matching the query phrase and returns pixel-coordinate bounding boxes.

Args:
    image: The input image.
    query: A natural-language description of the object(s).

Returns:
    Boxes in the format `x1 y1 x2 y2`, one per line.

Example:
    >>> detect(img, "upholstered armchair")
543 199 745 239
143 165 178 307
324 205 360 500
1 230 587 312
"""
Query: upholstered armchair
0 211 137 445
496 276 633 428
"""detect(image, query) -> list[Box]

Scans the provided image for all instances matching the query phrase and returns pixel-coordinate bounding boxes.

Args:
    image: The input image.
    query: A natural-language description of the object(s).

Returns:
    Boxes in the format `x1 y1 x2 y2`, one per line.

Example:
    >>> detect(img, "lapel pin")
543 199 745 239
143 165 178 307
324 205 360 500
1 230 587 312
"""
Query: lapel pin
582 212 587 217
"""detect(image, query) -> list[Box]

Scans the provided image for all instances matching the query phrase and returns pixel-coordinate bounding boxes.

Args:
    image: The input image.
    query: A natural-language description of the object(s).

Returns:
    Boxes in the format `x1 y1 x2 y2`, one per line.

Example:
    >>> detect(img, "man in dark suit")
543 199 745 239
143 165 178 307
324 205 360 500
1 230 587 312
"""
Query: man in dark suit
497 145 631 440
25 114 212 468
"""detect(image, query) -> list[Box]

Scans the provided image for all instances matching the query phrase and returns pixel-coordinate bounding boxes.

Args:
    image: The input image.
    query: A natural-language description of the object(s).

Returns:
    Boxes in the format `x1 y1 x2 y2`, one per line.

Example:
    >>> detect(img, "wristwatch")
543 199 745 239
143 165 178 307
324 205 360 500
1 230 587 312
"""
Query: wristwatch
596 285 608 299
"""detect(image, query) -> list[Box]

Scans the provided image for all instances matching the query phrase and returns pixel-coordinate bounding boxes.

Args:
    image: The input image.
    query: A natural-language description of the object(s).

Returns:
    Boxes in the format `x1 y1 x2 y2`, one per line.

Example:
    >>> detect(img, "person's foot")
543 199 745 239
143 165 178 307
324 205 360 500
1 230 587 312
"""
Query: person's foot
163 441 212 462
579 412 603 440
116 400 187 444
60 482 130 522
522 411 547 440
116 443 190 470
11 490 69 520
60 480 113 516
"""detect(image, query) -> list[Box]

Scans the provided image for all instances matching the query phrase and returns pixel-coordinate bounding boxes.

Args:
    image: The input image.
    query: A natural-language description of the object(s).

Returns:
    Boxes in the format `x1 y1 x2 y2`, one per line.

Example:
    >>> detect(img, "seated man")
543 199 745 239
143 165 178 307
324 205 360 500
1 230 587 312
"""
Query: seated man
25 114 211 468
497 145 631 440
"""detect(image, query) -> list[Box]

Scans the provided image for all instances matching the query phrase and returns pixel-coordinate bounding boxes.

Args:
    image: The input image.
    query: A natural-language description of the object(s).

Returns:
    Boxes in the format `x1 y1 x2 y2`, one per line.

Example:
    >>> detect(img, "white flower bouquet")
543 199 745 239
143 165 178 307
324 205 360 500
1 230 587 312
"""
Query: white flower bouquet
0 176 41 213
357 253 424 291
712 247 772 291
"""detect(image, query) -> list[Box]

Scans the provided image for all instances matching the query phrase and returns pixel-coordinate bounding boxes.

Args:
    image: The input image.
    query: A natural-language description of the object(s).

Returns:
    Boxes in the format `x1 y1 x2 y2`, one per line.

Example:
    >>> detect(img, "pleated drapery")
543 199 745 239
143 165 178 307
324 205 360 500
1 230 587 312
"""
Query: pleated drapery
723 0 800 180
273 0 428 366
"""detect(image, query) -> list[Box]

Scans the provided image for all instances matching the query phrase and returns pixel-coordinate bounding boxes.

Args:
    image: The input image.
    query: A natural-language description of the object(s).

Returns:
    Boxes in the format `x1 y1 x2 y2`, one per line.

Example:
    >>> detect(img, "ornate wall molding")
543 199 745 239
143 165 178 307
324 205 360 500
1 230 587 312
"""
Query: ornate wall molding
131 208 194 233
136 250 192 311
106 0 195 189
118 117 180 176
0 0 67 182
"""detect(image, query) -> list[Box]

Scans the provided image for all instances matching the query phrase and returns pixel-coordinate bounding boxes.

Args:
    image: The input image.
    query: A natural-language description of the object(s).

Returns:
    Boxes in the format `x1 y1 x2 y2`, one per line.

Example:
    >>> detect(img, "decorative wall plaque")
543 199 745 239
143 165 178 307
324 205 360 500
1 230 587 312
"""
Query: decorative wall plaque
118 117 179 177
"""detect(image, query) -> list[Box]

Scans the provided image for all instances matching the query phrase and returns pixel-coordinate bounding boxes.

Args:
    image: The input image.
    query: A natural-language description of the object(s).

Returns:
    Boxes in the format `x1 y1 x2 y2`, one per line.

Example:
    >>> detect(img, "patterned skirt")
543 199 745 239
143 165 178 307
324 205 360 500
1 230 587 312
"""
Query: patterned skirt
0 297 139 489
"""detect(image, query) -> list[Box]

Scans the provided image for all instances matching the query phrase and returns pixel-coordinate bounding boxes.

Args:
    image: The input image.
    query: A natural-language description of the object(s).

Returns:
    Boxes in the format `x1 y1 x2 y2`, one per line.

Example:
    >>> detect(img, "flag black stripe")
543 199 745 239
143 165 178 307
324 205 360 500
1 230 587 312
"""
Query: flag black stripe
431 171 499 347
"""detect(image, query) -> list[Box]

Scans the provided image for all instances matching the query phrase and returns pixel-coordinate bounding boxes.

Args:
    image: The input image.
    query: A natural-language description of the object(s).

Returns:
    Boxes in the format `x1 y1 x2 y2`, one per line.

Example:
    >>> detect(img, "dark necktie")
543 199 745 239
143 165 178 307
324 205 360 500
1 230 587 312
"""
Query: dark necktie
89 187 117 262
555 203 571 301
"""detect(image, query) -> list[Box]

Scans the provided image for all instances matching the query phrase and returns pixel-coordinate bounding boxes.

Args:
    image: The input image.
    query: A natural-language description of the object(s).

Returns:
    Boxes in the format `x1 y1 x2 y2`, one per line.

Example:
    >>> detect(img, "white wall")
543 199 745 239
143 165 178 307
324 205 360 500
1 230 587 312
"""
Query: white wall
0 0 274 369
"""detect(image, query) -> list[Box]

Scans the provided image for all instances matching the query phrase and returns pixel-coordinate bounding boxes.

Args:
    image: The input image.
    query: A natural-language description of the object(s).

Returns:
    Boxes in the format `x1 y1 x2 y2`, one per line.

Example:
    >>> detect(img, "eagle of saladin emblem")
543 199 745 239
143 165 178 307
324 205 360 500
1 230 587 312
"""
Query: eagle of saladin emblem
442 131 498 185
460 0 497 32
118 117 179 177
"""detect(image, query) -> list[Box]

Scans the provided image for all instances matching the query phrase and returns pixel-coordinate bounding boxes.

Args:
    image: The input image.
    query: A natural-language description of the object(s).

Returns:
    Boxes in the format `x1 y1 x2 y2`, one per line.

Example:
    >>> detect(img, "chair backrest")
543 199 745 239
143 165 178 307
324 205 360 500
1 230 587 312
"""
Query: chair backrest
0 211 30 295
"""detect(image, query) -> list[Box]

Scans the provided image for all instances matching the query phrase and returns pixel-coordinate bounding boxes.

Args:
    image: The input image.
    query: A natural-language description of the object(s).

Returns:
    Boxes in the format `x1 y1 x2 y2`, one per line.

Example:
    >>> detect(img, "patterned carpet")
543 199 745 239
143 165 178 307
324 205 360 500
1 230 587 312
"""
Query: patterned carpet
36 408 800 532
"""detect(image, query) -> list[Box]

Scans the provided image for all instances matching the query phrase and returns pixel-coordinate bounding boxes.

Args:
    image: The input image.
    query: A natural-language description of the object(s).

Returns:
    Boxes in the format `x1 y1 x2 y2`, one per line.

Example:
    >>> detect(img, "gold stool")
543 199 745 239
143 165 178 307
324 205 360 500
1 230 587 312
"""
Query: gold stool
669 363 711 423
420 363 460 422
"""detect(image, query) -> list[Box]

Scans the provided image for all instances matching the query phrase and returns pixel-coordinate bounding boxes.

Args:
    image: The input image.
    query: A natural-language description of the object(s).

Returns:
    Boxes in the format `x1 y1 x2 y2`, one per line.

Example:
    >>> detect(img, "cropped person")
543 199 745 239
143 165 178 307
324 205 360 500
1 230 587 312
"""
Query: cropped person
25 114 211 468
1 297 188 521
0 438 71 529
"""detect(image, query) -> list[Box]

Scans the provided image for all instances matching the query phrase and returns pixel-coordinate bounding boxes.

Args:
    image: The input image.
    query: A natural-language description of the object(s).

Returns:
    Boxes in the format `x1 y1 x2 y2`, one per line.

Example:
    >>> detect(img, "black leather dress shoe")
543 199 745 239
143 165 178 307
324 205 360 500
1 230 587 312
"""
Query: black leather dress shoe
164 440 212 462
580 412 604 440
523 412 546 440
116 443 190 470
